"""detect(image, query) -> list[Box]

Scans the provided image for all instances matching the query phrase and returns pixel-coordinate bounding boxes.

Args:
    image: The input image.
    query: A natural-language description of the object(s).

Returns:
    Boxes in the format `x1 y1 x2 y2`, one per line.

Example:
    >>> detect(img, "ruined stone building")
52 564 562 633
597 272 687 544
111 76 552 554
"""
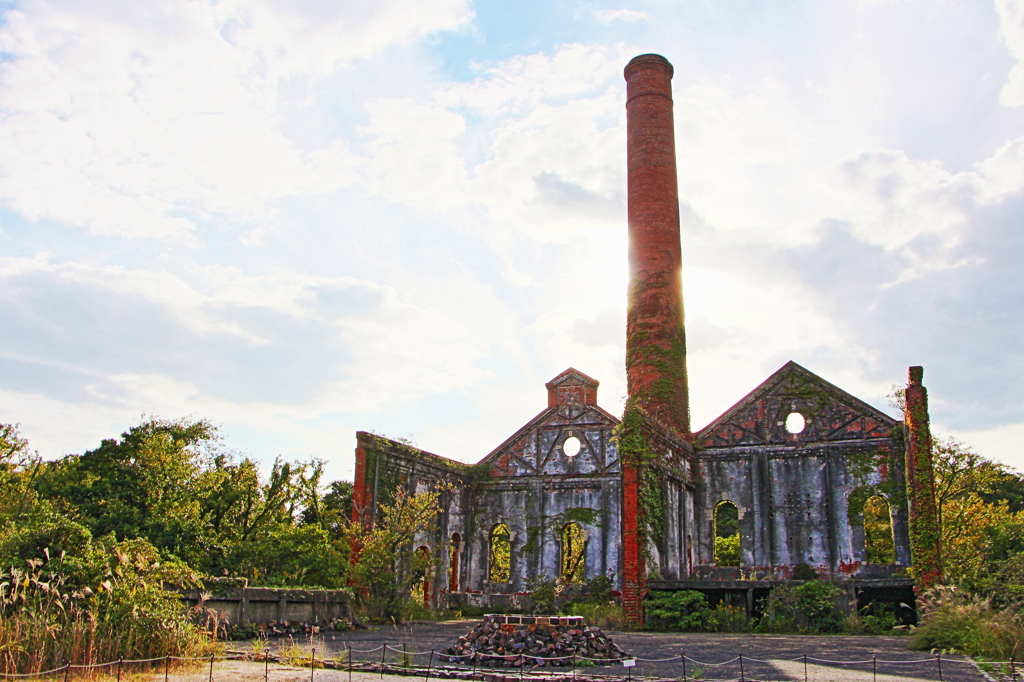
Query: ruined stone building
351 55 941 623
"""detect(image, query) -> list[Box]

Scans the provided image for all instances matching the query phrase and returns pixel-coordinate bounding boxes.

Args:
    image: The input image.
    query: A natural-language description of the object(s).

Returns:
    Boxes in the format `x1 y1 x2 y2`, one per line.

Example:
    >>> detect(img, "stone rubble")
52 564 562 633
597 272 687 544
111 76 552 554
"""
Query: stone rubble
440 615 629 668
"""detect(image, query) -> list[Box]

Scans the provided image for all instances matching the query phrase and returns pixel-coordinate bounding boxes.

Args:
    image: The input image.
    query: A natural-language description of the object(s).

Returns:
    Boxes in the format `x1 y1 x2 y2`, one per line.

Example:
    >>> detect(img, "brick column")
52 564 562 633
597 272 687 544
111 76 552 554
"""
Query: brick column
620 459 643 622
904 366 943 589
620 53 688 625
624 53 690 435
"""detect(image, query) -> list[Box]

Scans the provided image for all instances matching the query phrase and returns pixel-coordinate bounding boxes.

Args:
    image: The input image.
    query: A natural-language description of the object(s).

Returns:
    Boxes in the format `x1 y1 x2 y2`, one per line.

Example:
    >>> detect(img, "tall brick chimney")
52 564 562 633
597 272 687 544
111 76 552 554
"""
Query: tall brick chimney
624 54 690 434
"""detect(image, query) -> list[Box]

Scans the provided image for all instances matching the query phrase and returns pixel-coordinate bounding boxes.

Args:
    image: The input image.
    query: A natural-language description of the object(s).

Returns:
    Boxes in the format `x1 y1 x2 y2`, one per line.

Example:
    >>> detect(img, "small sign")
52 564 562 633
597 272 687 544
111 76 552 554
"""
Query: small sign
622 659 636 668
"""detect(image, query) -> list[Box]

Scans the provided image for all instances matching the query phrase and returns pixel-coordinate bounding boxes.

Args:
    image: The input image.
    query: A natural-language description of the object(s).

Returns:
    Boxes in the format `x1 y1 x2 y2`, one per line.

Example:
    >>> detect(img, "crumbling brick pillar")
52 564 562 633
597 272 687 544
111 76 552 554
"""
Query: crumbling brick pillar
624 53 690 434
904 366 943 589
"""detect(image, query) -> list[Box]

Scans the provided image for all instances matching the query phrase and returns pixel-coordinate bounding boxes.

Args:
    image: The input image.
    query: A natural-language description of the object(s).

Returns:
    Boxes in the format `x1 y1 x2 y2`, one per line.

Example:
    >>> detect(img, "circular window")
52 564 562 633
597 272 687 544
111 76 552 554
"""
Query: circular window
563 436 581 457
785 412 806 434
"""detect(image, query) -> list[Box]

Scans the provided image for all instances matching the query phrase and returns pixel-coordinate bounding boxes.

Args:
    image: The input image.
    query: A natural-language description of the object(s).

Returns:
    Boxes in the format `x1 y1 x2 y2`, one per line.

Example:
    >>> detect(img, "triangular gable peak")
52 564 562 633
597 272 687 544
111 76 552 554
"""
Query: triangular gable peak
476 369 621 478
697 361 898 448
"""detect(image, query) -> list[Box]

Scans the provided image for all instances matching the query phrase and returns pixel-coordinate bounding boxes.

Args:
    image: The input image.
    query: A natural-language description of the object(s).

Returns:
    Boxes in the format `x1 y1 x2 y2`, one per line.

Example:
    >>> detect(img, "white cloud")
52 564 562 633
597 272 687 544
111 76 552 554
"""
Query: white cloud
0 0 470 240
593 8 648 24
997 0 1024 107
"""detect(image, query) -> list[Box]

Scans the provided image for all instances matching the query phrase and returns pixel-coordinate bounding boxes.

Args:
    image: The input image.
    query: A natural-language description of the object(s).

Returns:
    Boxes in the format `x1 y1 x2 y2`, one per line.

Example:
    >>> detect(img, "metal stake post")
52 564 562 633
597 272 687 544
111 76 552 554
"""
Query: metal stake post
1011 658 1017 681
348 645 353 682
424 649 434 682
380 643 387 678
117 658 123 682
682 651 687 682
739 654 745 682
804 653 809 682
166 655 171 682
209 653 215 682
937 654 943 682
873 655 877 682
266 649 270 682
403 644 408 669
311 648 316 682
64 661 70 682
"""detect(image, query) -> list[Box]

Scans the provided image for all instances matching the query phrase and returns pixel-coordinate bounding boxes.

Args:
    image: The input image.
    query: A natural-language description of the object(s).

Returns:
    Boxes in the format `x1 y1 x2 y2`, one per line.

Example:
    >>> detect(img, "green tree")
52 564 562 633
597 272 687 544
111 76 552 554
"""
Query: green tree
37 418 216 560
349 484 445 621
930 437 1024 602
0 423 42 525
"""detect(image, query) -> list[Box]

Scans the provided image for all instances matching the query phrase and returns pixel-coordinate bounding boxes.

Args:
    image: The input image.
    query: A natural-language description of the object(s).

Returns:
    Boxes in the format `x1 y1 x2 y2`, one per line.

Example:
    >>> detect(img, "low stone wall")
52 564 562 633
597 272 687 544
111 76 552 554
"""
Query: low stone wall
179 587 352 626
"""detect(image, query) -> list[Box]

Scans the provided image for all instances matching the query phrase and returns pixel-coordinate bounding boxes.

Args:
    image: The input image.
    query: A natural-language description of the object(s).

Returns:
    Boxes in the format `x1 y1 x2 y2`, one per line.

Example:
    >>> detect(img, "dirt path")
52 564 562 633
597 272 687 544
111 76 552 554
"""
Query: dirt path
235 621 989 682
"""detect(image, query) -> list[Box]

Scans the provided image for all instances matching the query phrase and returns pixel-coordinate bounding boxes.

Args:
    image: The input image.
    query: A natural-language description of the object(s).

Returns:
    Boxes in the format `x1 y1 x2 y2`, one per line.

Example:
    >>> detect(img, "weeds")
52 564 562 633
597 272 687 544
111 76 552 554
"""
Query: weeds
0 542 210 675
909 586 1023 661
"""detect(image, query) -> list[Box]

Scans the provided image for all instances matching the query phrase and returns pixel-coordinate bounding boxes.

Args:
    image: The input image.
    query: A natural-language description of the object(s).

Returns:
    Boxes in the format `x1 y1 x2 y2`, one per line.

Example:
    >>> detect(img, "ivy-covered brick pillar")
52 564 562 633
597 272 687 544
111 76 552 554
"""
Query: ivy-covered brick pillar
904 366 943 590
623 53 690 435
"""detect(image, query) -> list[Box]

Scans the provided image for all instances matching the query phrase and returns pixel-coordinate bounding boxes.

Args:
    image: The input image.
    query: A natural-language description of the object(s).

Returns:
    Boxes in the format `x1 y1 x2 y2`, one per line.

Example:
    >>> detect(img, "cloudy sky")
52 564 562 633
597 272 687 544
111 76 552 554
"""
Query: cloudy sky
1 0 1023 481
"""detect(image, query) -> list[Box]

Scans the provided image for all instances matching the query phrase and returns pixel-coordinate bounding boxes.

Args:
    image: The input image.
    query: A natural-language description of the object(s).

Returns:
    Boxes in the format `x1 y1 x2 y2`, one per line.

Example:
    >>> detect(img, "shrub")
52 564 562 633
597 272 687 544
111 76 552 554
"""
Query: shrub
791 563 818 581
707 603 751 632
757 581 844 633
645 590 714 631
526 574 563 614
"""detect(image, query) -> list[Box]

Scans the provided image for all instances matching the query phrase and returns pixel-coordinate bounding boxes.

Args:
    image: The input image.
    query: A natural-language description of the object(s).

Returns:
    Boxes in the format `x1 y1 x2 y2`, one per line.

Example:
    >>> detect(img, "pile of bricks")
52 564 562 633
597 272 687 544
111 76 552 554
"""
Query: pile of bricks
441 615 628 667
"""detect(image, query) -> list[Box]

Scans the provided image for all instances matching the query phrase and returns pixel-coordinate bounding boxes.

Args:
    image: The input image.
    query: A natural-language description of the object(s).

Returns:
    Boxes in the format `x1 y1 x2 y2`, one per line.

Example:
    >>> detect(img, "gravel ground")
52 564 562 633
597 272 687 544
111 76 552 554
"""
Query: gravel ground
248 621 988 682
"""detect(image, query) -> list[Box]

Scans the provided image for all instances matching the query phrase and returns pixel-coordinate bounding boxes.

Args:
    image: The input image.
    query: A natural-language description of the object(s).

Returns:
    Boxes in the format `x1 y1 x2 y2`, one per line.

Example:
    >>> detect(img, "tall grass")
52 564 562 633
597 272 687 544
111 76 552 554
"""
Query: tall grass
909 586 1023 661
563 602 625 630
0 546 210 675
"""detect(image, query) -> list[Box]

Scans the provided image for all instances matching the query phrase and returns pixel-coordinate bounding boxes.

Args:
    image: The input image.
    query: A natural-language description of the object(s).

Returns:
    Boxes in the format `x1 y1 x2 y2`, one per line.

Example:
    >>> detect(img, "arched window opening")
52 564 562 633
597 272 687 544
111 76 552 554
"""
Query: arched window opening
489 524 511 583
864 496 895 564
449 533 462 593
561 523 586 584
714 501 740 566
411 545 432 607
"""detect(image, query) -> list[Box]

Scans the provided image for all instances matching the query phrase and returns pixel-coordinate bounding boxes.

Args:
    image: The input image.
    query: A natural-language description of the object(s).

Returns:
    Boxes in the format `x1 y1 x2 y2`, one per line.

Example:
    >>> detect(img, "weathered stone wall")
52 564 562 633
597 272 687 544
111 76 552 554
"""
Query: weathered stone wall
179 587 352 625
694 361 912 580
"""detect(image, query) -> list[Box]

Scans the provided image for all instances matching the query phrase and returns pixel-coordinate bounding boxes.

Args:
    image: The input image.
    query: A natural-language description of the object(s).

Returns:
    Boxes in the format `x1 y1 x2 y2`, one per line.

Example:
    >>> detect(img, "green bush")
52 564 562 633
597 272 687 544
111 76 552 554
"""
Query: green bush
645 590 715 631
757 581 844 633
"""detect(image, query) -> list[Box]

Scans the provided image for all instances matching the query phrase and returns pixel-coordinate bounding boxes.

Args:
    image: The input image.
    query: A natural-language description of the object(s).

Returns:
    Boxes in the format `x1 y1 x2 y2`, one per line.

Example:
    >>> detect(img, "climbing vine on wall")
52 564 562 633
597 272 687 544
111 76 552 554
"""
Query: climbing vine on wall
615 400 667 564
904 406 943 586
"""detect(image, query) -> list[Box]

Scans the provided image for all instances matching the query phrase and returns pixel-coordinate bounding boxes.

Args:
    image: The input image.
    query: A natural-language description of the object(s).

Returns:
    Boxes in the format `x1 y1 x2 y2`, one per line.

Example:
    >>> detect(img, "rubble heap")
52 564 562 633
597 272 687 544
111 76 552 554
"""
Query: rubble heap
441 615 629 667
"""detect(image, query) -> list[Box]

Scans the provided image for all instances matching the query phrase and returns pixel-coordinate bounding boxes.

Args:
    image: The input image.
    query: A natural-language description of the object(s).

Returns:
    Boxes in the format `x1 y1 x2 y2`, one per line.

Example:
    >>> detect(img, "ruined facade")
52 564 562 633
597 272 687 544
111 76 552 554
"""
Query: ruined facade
351 54 940 622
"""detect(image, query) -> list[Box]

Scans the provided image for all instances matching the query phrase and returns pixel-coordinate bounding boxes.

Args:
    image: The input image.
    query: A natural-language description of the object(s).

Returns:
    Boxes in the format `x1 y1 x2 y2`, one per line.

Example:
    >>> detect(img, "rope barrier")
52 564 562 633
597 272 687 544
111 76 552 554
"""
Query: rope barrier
0 645 994 679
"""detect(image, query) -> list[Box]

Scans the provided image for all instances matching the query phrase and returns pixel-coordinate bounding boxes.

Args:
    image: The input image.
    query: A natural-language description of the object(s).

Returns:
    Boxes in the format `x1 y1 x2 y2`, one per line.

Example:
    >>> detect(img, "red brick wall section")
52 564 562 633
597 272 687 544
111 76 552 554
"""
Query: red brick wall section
620 460 643 623
624 53 690 435
352 432 371 526
904 367 943 589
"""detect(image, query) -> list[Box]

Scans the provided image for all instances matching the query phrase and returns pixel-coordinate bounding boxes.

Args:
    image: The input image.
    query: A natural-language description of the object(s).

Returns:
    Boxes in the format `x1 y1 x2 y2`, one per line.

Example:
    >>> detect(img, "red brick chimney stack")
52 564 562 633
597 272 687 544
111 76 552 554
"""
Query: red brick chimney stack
624 54 690 434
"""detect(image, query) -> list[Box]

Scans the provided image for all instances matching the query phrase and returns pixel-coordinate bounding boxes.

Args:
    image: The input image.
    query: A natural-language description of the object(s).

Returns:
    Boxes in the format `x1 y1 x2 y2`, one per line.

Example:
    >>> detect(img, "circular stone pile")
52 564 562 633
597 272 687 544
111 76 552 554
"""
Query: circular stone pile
441 615 629 667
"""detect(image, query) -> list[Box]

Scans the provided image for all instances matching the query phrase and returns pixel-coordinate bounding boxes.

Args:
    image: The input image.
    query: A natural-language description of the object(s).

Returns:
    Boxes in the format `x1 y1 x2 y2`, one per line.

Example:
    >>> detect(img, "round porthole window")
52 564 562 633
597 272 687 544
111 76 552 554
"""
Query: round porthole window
563 436 581 457
785 412 806 434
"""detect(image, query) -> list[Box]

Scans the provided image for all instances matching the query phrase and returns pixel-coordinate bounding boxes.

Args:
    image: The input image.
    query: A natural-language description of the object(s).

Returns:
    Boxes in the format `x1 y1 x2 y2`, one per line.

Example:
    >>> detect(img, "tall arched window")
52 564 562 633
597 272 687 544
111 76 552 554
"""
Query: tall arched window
561 523 585 584
489 524 511 583
864 496 895 564
714 501 740 566
449 533 461 592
